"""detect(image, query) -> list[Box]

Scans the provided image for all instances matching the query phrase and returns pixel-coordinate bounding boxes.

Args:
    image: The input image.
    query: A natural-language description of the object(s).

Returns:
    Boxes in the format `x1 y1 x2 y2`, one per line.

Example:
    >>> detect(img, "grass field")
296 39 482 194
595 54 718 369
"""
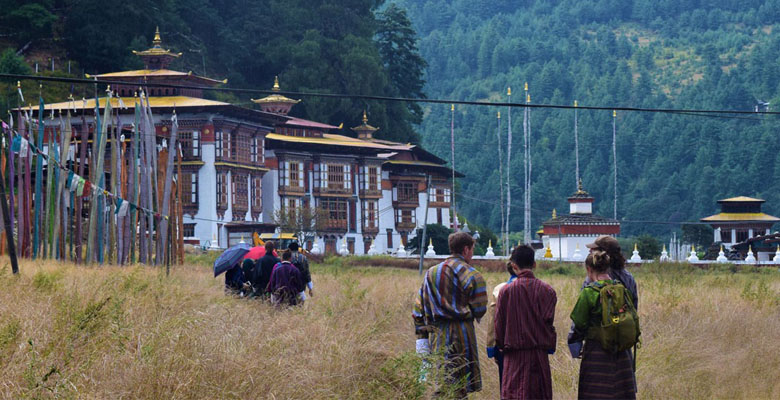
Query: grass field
1 257 779 399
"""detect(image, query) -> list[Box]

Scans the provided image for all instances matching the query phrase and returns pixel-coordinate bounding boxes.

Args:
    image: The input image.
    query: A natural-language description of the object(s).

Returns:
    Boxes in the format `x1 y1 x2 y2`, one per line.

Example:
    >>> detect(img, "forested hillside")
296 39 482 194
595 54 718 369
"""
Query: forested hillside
395 0 780 237
0 0 425 143
3 0 780 239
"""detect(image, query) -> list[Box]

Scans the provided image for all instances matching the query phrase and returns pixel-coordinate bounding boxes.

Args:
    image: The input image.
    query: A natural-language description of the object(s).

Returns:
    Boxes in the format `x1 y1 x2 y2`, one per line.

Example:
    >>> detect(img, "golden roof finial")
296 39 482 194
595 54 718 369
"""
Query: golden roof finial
574 100 578 107
451 104 454 111
527 93 531 103
273 76 280 92
524 82 528 91
613 109 617 117
497 111 500 119
153 26 162 46
507 87 511 96
552 208 557 219
634 243 638 251
362 109 368 123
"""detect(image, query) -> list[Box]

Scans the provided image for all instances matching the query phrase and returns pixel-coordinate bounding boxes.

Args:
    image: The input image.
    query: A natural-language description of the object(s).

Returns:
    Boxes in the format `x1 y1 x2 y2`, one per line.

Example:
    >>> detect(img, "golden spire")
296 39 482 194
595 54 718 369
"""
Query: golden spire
273 76 280 92
691 244 695 252
613 109 617 117
634 243 638 251
720 244 724 252
451 104 454 111
527 93 531 103
507 87 511 96
362 109 368 123
574 100 578 107
488 239 492 248
663 244 666 252
497 111 500 119
153 26 162 46
552 208 557 219
429 238 433 246
544 243 553 258
524 82 528 91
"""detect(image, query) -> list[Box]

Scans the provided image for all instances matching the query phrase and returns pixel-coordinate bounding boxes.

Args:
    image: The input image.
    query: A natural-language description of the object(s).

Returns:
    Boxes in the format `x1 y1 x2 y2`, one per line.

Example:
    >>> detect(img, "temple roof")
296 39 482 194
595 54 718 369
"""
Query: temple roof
718 196 765 203
251 77 300 111
89 69 226 86
132 27 181 59
700 212 780 222
28 95 229 111
543 213 619 226
284 116 339 130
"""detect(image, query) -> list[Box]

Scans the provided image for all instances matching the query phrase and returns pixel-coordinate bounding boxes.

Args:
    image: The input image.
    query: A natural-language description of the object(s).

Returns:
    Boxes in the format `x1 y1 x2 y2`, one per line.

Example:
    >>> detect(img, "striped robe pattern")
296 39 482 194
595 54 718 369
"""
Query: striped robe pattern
413 256 488 395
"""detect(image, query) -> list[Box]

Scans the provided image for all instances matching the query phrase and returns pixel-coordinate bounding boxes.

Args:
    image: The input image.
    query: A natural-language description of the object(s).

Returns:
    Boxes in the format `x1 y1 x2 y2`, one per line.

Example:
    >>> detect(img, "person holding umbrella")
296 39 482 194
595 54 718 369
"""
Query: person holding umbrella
213 242 252 296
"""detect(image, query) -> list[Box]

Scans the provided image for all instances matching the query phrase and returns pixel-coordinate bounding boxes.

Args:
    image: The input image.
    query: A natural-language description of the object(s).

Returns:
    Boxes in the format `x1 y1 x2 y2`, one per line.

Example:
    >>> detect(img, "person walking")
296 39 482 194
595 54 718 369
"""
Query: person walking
289 242 313 299
266 250 305 306
412 231 488 397
494 245 557 400
569 250 637 400
254 241 280 298
584 235 638 308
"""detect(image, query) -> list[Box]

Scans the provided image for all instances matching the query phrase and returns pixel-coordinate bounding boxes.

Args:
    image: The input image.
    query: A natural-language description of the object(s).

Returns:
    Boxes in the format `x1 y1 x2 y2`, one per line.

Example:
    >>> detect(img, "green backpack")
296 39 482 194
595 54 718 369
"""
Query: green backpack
587 281 641 353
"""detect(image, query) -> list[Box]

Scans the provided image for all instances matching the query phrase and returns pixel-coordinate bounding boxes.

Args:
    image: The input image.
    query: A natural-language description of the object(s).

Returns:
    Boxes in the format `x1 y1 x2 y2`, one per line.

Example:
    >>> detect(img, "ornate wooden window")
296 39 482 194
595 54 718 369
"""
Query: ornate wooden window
215 131 224 159
327 164 344 190
396 209 416 225
179 170 199 215
179 130 200 160
397 182 418 203
251 174 262 220
232 172 248 220
250 136 258 163
183 223 196 238
216 171 228 212
319 198 348 230
362 200 378 230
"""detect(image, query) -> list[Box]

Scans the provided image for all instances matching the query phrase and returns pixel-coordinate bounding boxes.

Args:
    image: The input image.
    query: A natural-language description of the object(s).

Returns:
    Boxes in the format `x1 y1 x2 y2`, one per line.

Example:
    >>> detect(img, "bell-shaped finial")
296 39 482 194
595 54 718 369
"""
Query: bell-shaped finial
552 208 557 219
153 26 162 46
362 109 368 123
273 76 280 91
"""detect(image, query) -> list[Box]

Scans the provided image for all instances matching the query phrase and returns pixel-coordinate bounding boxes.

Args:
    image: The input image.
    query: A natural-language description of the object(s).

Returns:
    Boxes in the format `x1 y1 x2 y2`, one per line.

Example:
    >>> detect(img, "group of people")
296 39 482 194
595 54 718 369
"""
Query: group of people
414 233 639 399
226 242 314 306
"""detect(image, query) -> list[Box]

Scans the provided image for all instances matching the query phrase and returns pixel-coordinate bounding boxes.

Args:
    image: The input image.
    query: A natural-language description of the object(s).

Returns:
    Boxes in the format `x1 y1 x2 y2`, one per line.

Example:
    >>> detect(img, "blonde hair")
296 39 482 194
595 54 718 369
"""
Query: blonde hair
585 249 611 273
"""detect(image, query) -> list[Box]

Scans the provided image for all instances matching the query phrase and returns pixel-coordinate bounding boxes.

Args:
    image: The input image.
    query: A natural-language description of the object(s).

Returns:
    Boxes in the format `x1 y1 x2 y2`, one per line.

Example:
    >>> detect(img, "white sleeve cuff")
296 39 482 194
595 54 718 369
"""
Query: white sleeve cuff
416 338 430 355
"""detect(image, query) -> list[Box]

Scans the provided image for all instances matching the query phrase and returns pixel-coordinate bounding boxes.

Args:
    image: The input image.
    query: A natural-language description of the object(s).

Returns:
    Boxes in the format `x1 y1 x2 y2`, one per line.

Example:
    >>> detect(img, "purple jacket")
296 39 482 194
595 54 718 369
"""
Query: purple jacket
266 261 305 303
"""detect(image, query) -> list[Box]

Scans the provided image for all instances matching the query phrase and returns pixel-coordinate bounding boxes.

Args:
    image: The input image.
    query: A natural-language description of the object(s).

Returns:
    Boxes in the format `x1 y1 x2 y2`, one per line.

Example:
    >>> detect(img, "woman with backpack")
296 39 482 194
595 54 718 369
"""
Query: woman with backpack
569 250 637 400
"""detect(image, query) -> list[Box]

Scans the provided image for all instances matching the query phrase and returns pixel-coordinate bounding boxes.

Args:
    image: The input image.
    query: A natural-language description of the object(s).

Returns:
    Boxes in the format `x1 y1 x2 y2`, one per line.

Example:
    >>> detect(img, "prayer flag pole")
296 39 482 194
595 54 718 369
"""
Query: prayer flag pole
496 111 505 256
506 87 512 248
32 95 45 259
574 100 579 189
612 109 617 219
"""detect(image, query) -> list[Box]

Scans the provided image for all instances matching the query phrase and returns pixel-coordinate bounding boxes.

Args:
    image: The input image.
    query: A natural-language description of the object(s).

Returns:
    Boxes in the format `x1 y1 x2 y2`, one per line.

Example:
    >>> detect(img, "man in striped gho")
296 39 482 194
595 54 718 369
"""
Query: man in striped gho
413 231 487 397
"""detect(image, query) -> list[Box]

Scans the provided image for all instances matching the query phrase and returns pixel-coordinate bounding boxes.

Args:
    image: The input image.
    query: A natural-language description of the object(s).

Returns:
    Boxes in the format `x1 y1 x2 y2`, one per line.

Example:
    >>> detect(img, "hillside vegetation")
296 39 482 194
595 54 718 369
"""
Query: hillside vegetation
1 258 779 398
396 0 780 237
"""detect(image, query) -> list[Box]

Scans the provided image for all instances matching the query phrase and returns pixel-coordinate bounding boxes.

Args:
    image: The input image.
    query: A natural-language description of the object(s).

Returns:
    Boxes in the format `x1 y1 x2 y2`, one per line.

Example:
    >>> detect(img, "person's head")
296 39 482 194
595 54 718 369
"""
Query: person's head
448 231 476 262
282 249 292 261
585 249 611 277
265 241 276 253
288 242 300 252
508 244 535 275
586 235 626 270
242 258 254 270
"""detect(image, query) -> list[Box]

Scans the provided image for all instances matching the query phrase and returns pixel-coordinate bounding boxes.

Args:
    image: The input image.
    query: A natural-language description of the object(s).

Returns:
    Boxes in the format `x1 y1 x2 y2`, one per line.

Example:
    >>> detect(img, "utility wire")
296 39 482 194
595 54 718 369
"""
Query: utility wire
4 73 780 116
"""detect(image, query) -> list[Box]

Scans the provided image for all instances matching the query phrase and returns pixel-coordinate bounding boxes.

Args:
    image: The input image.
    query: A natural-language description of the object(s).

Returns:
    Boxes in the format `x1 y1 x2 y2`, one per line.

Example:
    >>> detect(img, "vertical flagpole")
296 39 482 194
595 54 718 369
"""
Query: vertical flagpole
7 112 15 259
32 95 45 259
612 110 617 219
496 111 504 255
522 83 529 245
524 84 532 245
505 87 511 250
130 96 140 264
574 100 580 189
450 104 456 231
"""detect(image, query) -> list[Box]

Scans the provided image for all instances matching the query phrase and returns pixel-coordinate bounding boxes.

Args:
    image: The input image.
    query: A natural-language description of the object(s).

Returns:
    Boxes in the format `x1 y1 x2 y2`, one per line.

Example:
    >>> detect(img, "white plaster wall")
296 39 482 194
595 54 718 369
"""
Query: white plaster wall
187 142 217 247
570 202 592 214
544 235 599 260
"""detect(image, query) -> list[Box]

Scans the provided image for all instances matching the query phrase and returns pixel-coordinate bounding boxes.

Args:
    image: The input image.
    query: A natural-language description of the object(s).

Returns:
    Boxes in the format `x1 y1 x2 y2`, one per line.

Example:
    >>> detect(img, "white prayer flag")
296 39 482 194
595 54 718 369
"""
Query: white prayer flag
118 200 130 217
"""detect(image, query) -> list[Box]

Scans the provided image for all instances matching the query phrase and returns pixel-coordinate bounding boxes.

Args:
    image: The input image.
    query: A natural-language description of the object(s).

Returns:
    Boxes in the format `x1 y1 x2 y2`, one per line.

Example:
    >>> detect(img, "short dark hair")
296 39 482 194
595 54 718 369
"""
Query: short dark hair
448 231 475 255
288 242 300 252
265 241 275 252
282 249 292 261
510 244 535 269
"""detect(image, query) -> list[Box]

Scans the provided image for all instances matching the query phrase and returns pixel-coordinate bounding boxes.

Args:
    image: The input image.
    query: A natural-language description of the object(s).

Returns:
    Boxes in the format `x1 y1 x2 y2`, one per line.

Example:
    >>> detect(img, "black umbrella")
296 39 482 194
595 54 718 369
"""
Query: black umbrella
213 243 252 277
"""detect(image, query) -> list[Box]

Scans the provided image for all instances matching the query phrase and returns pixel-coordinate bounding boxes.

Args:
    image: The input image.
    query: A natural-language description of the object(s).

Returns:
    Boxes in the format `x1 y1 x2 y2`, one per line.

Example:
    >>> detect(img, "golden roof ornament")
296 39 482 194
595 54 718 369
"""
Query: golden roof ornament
552 208 557 219
153 26 162 46
251 76 300 114
273 76 281 92
352 110 379 140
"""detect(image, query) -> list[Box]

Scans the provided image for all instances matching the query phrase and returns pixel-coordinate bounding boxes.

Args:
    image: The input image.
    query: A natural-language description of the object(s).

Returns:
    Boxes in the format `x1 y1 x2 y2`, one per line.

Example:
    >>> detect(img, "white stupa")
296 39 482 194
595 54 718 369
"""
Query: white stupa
687 245 699 262
773 245 780 263
311 241 321 255
425 239 436 256
209 233 220 251
339 239 350 256
396 241 407 257
367 240 378 256
629 243 642 262
744 245 756 263
485 240 495 258
659 245 669 262
571 243 584 261
716 245 728 263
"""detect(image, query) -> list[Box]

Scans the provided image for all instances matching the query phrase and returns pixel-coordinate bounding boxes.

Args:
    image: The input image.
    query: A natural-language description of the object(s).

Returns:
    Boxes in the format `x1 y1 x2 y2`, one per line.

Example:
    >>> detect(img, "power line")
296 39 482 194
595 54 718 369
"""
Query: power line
3 73 780 117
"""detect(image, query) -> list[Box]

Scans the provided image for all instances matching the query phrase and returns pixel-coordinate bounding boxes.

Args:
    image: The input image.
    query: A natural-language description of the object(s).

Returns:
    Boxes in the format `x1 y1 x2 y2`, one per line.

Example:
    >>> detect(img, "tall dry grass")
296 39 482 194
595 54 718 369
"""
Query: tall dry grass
0 258 778 399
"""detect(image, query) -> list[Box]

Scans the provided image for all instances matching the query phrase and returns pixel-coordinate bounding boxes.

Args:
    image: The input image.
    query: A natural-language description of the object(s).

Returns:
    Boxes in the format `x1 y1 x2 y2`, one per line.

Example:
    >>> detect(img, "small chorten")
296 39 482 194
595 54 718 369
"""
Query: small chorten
630 243 642 262
132 27 182 70
311 241 322 255
209 233 220 251
251 76 300 115
367 240 378 256
744 245 757 263
687 244 699 262
660 244 670 262
239 235 246 244
772 245 780 263
425 238 436 256
396 240 408 258
339 238 350 256
543 243 553 258
572 243 584 261
485 240 495 258
351 110 379 140
716 245 728 263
